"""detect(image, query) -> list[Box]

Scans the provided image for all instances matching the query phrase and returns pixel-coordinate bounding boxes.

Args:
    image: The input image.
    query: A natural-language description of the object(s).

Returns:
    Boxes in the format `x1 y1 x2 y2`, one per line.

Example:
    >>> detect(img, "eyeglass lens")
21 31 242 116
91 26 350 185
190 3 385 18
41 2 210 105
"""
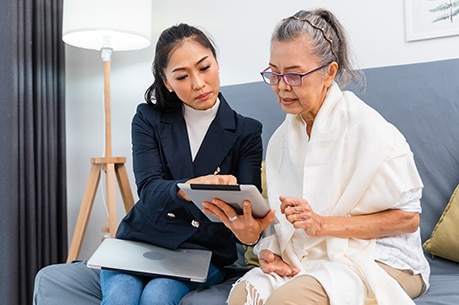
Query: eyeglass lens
261 62 331 86
262 72 302 86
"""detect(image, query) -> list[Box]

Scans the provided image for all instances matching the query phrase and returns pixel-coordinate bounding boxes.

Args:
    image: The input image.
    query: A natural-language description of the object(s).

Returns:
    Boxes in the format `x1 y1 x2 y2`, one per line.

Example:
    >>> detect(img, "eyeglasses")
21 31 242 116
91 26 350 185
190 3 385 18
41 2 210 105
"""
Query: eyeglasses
260 62 331 86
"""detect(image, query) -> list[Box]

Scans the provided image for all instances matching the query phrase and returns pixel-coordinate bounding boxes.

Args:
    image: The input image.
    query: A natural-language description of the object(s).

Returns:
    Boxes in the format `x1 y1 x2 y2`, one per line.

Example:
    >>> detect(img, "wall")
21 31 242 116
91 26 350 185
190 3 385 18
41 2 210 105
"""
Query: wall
65 0 459 259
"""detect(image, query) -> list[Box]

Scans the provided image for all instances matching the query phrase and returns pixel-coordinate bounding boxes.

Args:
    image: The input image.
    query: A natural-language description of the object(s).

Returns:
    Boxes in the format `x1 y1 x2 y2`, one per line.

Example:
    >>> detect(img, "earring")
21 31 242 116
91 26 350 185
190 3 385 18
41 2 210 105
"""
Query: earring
169 89 173 93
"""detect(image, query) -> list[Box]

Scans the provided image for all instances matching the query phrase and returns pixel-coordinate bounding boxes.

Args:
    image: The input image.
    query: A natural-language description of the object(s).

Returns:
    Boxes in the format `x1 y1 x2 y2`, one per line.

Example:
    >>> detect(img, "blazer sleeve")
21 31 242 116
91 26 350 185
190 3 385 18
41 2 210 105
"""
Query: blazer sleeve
130 104 190 217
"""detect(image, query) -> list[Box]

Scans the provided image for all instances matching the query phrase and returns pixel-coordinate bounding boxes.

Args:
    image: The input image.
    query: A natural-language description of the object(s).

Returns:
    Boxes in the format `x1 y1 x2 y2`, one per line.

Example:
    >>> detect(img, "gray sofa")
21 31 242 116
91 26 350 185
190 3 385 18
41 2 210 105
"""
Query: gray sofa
34 59 459 304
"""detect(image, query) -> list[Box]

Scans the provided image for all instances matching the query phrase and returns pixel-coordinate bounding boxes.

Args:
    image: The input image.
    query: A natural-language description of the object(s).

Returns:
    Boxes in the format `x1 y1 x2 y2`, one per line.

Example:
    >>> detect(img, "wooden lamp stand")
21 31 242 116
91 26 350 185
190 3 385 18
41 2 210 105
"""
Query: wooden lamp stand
66 49 134 262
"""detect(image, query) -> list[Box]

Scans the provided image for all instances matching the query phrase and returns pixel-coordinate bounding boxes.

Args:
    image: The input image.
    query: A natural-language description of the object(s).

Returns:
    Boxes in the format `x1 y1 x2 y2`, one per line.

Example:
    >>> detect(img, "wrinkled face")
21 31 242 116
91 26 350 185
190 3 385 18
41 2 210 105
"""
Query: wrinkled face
268 34 336 122
163 39 220 110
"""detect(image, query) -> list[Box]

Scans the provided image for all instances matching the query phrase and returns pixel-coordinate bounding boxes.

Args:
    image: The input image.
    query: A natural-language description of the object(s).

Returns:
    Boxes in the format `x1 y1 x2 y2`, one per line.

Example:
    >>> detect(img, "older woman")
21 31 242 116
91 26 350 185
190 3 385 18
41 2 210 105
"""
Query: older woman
205 8 430 305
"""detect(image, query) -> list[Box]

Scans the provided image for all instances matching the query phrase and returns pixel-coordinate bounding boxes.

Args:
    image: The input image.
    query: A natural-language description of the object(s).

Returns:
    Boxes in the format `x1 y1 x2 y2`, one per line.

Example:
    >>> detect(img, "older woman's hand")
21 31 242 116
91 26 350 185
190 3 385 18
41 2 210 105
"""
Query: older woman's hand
202 198 275 245
280 196 324 236
259 249 299 277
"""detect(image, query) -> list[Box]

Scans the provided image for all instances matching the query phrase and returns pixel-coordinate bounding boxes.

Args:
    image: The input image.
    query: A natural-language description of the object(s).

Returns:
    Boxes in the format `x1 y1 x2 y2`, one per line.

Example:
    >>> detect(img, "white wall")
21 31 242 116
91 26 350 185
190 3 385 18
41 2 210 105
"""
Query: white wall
66 0 459 260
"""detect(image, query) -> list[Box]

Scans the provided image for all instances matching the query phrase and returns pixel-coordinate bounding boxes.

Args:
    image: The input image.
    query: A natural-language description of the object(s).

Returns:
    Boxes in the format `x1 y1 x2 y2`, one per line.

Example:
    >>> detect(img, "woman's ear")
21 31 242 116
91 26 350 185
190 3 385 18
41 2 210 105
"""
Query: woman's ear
325 62 339 87
163 79 173 92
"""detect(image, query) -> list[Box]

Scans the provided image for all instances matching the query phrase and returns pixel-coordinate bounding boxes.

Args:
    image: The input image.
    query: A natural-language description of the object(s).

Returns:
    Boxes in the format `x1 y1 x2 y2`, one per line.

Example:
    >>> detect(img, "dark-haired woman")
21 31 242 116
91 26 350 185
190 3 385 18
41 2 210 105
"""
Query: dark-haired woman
100 23 274 305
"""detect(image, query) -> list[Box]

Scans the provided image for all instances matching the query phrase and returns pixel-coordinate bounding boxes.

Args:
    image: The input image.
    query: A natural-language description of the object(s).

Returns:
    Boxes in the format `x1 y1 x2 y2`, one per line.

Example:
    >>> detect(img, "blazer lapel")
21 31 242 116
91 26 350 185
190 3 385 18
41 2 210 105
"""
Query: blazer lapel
158 111 195 179
158 94 238 179
193 95 238 176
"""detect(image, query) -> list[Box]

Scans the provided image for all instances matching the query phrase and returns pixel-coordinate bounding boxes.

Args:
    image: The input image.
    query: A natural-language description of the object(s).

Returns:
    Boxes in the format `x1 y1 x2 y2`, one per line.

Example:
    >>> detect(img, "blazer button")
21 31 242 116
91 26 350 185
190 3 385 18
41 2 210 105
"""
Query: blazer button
191 220 200 228
167 213 176 218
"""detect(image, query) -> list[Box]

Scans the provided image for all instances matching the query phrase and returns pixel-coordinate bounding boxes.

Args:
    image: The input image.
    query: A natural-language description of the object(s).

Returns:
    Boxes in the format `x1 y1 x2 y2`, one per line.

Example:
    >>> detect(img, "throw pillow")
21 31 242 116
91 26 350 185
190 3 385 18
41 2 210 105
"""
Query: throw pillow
243 245 260 267
423 184 459 263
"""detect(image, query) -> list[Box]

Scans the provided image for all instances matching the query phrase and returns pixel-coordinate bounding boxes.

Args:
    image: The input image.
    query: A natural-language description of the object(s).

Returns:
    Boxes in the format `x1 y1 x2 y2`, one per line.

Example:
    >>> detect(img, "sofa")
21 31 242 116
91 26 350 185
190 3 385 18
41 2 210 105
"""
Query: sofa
34 58 459 304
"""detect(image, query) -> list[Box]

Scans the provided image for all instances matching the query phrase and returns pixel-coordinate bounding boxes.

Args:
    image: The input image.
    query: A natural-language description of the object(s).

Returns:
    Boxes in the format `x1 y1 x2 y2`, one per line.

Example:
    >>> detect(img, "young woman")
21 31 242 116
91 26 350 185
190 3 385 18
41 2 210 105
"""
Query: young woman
100 23 273 305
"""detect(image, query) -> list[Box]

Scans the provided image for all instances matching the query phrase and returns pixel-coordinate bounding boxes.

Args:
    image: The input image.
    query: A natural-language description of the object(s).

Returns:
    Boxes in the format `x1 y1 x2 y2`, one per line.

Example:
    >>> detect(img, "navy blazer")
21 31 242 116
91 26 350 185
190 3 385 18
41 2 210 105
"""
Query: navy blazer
116 94 263 266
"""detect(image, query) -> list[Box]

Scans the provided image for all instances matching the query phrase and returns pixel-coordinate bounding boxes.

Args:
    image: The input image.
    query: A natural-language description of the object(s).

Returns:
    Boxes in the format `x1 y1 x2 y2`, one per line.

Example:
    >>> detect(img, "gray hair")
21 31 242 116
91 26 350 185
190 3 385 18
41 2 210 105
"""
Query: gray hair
272 9 364 89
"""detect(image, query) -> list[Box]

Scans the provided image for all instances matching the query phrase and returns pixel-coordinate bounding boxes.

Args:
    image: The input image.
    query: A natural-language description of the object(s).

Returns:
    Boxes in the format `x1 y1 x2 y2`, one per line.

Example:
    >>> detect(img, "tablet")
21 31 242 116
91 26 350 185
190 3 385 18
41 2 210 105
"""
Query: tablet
177 183 274 223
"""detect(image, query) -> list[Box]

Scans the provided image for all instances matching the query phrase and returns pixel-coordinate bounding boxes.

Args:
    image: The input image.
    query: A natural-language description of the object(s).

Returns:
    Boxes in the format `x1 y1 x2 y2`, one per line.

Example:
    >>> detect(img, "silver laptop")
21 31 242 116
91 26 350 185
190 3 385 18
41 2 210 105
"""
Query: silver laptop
87 238 212 283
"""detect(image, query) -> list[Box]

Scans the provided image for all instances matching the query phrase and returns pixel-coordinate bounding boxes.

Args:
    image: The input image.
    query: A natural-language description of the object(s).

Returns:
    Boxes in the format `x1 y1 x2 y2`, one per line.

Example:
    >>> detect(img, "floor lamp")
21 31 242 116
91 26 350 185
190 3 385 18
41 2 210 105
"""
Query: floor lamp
62 0 152 262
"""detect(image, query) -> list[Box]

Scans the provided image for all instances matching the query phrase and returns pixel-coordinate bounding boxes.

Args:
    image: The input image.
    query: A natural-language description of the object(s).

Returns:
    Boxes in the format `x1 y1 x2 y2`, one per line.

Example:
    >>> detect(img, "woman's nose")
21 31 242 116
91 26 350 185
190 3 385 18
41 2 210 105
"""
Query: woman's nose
191 74 205 90
277 75 291 90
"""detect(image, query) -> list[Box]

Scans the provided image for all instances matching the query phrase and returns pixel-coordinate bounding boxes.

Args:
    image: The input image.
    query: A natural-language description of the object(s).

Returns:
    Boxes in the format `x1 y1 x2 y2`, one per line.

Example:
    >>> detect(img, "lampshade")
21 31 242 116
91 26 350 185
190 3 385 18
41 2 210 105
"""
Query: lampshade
62 0 152 51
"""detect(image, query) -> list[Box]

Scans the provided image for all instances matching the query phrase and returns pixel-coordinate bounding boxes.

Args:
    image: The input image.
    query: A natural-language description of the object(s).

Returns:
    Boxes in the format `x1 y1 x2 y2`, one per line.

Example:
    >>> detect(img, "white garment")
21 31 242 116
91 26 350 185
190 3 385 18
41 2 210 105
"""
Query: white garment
374 190 429 287
237 83 429 305
182 98 219 160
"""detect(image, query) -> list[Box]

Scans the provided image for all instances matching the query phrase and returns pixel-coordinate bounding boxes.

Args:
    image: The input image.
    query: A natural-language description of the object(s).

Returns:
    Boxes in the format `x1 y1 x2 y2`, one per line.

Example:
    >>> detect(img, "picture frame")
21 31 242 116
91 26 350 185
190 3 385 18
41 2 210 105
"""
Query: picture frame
405 0 459 41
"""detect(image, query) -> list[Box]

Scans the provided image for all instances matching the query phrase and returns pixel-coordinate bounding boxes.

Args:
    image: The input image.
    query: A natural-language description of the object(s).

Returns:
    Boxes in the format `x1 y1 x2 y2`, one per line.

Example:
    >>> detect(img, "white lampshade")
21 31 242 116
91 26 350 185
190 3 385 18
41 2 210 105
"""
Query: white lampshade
62 0 152 51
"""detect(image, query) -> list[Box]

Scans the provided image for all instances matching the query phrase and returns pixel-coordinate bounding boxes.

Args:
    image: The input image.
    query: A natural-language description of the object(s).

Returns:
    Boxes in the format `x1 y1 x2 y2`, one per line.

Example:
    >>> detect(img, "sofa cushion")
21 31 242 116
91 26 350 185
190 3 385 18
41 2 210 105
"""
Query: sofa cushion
423 184 459 263
414 255 459 305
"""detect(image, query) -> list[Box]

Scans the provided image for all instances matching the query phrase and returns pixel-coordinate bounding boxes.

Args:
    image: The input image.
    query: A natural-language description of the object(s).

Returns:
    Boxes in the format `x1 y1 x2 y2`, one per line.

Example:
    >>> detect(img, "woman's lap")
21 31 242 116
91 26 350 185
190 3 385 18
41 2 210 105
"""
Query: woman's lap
229 261 423 305
100 263 226 305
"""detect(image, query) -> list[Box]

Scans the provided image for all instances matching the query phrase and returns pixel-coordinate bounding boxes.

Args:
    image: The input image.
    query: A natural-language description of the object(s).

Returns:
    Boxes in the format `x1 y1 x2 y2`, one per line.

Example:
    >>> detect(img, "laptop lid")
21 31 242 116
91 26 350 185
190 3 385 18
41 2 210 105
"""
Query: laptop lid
87 238 212 283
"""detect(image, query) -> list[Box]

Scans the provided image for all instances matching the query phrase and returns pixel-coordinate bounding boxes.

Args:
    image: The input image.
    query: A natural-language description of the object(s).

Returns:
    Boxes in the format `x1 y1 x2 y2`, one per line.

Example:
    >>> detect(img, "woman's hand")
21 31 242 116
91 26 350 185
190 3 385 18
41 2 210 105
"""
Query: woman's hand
177 174 237 201
202 198 275 245
280 196 324 236
279 195 420 239
259 249 299 277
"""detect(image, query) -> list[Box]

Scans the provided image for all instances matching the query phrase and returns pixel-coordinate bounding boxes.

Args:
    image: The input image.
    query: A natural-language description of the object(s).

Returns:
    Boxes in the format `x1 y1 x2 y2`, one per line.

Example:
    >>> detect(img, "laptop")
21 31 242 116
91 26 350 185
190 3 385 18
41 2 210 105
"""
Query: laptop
87 238 212 283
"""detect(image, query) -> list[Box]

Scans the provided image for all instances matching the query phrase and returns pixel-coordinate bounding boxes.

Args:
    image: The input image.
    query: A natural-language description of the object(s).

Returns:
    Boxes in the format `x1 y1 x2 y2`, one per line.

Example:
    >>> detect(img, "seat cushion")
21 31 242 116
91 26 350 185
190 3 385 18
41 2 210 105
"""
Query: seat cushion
33 261 101 305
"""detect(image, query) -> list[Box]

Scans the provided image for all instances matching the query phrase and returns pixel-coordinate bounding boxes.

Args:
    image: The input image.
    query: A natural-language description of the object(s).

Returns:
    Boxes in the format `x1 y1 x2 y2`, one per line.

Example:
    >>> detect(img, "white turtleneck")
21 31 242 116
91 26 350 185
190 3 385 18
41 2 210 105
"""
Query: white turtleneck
182 98 220 161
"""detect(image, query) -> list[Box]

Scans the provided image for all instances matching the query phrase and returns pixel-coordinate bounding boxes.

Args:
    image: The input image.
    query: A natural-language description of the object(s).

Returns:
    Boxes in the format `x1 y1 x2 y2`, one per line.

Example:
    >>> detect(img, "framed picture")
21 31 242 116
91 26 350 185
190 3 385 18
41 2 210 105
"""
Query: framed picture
405 0 459 41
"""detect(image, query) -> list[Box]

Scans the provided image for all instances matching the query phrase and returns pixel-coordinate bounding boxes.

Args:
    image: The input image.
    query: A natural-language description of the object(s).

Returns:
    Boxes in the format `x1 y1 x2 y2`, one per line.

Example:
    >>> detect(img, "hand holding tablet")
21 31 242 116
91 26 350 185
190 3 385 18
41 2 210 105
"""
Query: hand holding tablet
177 183 275 223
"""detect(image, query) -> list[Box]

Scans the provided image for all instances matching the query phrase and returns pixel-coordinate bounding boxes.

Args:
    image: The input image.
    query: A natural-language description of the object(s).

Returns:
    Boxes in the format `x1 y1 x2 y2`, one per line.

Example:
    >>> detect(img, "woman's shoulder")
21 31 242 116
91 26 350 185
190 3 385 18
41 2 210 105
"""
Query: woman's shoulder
134 102 183 124
233 111 263 138
236 112 262 128
219 94 262 130
136 102 158 115
131 102 159 126
341 91 395 131
340 91 408 152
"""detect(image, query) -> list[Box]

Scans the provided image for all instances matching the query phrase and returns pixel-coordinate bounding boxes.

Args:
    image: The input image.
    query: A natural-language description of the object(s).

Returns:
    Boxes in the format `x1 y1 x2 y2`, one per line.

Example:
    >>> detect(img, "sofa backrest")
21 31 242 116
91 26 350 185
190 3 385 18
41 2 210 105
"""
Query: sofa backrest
221 58 459 242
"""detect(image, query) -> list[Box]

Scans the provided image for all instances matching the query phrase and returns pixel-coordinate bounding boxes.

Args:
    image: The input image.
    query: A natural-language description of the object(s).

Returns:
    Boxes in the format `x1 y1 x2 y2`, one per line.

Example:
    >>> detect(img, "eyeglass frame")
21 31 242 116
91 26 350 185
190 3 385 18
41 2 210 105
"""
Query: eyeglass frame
260 62 333 86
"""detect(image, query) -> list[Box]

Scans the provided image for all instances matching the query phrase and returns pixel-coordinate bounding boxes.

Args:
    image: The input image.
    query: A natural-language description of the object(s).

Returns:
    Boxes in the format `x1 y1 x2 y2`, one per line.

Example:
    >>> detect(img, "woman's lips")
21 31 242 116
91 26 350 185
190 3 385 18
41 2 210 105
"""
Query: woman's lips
281 97 296 106
196 92 212 101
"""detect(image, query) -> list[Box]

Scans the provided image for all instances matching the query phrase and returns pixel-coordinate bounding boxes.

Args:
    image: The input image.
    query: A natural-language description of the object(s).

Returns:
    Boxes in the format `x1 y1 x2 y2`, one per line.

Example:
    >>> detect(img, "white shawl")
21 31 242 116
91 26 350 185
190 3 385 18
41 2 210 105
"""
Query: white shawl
240 83 423 305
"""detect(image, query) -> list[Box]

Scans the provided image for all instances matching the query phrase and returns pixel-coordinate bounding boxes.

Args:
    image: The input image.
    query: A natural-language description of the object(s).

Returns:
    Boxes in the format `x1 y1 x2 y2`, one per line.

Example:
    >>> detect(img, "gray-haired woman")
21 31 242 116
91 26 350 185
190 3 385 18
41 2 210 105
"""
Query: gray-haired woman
205 8 430 305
